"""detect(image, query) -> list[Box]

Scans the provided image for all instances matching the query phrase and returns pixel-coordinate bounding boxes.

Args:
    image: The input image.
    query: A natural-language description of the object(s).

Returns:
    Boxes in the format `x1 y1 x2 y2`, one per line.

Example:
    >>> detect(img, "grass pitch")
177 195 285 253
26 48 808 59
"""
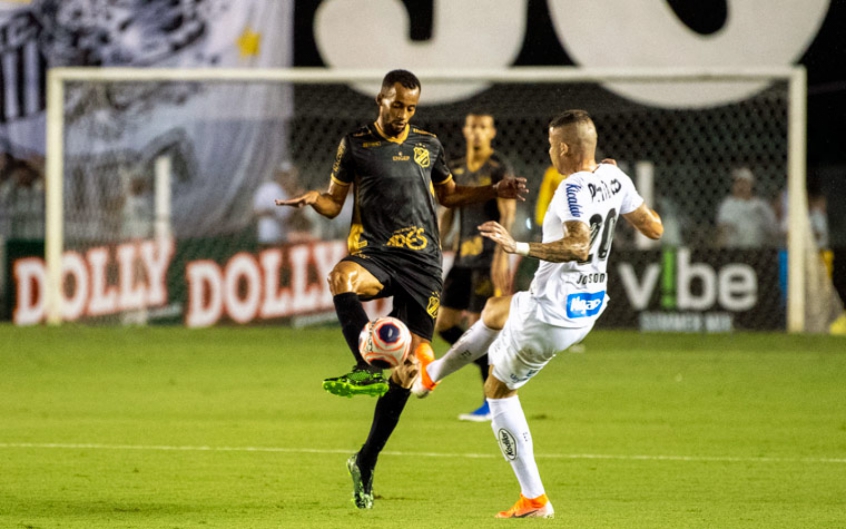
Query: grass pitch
1 325 844 528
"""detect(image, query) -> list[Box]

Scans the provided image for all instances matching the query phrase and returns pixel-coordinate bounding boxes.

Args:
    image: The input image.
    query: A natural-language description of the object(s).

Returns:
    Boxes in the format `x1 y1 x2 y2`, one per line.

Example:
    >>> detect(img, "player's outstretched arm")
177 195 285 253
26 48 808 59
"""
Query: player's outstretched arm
479 220 590 263
436 176 528 208
275 181 348 219
492 197 517 295
622 203 663 240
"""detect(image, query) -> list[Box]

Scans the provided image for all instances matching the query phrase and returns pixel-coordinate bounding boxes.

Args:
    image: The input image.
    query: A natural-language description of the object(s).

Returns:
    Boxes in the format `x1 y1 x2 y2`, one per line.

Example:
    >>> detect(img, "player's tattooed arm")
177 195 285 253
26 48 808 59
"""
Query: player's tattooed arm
478 220 590 263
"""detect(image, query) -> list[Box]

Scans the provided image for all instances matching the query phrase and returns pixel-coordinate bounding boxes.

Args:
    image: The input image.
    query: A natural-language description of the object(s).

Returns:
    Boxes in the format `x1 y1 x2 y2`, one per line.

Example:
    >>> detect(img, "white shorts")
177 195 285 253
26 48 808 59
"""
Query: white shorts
489 291 594 390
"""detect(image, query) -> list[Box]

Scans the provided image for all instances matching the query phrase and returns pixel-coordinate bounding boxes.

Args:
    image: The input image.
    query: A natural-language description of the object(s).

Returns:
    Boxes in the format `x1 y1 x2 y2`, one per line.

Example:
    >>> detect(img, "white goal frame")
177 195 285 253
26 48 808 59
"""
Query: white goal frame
44 66 809 331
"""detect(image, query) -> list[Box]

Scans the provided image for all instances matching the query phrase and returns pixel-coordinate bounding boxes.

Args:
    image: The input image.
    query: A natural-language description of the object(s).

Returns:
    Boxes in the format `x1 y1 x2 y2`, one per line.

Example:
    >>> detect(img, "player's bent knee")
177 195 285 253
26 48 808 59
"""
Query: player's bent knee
484 373 516 400
327 261 382 297
435 307 461 331
327 264 354 294
481 295 511 330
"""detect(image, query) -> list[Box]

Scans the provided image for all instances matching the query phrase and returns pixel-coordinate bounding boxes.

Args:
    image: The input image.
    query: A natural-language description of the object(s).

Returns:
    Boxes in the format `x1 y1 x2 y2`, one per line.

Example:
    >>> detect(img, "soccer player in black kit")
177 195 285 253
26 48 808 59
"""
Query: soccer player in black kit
436 111 516 422
276 70 527 509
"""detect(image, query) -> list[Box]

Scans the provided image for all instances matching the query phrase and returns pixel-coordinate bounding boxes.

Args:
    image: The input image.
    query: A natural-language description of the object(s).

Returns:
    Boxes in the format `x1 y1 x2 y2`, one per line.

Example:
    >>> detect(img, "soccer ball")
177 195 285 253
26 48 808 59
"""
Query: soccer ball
358 317 412 369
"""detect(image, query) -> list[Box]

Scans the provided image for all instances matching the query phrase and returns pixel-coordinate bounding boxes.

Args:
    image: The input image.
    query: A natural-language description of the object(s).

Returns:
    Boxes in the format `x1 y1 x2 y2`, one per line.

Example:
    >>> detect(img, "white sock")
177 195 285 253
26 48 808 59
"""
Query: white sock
488 395 545 499
428 320 500 382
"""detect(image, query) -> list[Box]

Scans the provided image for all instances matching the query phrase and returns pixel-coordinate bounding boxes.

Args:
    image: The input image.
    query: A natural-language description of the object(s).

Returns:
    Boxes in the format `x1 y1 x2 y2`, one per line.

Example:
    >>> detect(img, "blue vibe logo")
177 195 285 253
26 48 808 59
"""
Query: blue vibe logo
566 291 605 318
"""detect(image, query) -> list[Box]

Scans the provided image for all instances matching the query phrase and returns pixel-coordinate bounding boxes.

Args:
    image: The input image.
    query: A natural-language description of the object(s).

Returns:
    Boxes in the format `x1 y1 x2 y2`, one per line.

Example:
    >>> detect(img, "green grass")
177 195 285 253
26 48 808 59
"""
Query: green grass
1 325 844 528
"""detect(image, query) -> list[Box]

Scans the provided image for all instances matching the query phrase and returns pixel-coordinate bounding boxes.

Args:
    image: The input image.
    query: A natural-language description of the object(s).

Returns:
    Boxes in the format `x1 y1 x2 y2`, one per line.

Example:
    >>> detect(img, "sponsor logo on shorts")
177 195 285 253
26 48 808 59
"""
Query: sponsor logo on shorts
509 366 538 384
427 292 440 319
497 428 517 460
566 291 605 318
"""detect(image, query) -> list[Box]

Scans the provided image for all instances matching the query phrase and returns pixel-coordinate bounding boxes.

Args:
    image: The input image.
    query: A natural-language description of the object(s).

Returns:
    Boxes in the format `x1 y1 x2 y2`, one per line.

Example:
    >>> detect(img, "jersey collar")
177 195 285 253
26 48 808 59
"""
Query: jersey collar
373 121 410 144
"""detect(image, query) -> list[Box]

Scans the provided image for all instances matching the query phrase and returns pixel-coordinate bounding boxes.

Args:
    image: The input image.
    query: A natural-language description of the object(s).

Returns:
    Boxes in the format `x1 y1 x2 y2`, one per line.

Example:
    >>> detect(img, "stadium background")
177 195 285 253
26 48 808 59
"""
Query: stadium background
1 5 844 527
0 0 844 332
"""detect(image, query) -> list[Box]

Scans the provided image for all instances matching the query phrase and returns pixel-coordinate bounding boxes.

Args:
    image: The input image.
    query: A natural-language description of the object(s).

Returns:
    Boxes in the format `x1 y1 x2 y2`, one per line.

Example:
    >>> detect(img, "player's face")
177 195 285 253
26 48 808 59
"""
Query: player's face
732 177 753 198
376 83 420 137
463 114 496 150
548 127 567 173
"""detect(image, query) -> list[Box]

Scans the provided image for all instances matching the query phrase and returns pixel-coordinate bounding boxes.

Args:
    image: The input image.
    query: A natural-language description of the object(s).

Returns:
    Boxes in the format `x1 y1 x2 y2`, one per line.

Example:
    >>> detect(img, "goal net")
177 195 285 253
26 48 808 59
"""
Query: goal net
19 67 836 331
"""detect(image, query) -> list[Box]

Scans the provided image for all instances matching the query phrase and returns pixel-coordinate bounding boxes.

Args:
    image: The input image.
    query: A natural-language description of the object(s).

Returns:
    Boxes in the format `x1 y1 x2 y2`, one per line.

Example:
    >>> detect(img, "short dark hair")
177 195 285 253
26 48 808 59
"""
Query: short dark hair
382 69 421 91
549 109 593 129
467 109 494 118
466 109 495 122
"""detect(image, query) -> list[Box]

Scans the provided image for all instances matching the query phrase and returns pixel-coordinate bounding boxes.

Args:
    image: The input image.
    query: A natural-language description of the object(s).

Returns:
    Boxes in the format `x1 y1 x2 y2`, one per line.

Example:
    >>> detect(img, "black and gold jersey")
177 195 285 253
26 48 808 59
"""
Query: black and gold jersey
331 123 453 271
449 151 513 268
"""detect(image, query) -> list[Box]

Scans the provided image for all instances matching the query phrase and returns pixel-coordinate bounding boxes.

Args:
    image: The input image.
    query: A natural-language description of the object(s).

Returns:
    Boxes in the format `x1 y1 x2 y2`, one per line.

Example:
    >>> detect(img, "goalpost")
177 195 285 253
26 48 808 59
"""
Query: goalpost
42 66 815 331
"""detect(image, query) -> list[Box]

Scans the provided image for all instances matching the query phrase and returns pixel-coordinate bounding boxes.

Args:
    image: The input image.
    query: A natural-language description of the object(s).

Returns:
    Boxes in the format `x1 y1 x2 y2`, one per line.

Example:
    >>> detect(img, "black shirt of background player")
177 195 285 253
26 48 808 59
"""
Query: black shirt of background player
332 123 453 273
448 151 513 268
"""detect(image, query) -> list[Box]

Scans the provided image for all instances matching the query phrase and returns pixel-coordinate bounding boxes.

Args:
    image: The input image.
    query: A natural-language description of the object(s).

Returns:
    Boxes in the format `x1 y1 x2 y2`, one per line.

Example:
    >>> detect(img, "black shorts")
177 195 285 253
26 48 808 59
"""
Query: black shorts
441 266 494 314
343 252 443 341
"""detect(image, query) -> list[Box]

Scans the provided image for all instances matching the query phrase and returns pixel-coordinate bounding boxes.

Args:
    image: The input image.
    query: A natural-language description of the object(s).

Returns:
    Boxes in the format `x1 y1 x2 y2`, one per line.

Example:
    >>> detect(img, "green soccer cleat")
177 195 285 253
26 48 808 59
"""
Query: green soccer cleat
347 453 374 509
323 366 389 398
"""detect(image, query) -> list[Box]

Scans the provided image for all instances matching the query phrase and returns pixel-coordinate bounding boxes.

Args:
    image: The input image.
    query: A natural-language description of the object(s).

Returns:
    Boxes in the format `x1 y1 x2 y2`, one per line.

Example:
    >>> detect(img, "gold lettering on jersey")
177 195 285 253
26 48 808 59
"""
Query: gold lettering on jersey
414 146 430 168
393 152 410 161
386 226 428 251
332 140 346 176
427 292 440 319
348 223 368 254
453 167 465 175
363 141 381 148
459 236 484 257
479 176 491 186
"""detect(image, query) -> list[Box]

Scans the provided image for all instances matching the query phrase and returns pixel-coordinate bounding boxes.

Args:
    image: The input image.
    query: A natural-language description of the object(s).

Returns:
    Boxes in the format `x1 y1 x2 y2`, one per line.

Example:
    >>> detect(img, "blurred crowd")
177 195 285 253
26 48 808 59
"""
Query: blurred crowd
252 161 352 248
0 153 46 241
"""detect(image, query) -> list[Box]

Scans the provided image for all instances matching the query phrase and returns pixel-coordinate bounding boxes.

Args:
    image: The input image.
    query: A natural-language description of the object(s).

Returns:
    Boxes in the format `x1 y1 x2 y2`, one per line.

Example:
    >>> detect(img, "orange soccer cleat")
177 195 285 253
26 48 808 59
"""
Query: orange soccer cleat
495 493 555 519
410 342 438 398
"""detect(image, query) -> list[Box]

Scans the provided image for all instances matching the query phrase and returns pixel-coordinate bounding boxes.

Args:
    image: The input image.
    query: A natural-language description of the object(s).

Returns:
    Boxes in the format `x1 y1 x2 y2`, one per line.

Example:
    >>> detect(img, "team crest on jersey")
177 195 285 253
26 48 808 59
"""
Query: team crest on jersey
426 292 440 319
413 146 430 168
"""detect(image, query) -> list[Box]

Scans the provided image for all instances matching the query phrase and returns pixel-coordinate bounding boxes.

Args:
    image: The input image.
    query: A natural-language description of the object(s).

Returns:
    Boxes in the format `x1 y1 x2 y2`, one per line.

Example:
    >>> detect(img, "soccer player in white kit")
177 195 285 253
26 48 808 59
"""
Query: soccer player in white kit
413 110 664 518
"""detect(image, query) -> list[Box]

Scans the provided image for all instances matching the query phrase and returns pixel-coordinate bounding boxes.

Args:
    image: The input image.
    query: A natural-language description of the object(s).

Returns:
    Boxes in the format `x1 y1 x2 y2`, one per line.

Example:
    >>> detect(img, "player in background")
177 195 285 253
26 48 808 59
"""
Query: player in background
276 70 527 509
414 110 663 518
436 111 516 422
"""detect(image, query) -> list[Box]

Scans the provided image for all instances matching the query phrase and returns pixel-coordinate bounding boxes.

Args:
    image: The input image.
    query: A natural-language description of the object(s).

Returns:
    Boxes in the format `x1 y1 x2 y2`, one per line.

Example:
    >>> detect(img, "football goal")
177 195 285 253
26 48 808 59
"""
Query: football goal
34 66 829 332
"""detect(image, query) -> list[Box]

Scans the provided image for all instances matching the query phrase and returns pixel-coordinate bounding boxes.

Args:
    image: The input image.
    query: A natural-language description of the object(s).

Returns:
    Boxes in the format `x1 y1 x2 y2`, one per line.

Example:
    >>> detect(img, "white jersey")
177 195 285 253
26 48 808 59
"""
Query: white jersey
530 163 643 328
